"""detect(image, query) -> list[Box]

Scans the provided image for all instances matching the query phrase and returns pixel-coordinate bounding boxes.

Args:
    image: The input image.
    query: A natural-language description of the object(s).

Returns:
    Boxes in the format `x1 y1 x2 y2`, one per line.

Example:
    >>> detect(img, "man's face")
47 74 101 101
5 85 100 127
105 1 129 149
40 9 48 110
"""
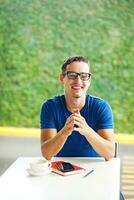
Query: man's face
60 61 91 98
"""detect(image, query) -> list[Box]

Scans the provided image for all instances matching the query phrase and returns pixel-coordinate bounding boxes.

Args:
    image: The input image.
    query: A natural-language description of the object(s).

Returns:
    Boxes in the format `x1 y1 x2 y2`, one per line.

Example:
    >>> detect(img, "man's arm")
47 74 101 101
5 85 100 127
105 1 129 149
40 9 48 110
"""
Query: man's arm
85 128 115 160
73 112 115 160
40 114 75 160
41 128 68 160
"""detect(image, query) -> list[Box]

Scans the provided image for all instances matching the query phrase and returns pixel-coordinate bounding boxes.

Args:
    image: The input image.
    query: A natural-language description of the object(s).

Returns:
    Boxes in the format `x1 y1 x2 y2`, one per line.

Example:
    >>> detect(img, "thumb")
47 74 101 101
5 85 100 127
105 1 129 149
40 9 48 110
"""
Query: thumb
73 108 79 114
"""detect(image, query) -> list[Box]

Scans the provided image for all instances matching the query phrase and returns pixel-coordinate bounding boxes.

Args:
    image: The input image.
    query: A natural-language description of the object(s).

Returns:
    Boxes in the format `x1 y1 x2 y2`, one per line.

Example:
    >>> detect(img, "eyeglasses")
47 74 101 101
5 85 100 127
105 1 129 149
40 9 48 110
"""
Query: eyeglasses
63 71 91 81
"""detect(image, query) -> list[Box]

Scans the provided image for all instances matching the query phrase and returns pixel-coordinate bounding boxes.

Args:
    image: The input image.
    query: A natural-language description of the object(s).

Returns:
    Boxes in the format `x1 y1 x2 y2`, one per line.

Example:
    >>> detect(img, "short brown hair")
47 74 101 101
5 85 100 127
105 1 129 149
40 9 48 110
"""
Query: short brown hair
61 56 89 74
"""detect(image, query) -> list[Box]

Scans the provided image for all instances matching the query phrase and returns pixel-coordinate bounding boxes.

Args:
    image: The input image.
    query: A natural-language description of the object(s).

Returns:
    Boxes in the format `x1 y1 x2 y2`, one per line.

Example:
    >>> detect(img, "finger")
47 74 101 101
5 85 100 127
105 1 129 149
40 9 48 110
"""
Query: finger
74 127 83 133
73 112 83 119
73 115 85 123
66 114 74 123
66 116 75 128
74 120 82 128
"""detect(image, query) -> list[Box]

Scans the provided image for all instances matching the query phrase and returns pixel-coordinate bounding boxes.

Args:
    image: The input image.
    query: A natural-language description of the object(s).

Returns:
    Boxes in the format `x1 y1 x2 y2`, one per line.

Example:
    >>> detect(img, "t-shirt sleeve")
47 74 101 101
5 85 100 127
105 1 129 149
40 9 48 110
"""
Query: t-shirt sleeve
40 101 56 129
96 101 114 130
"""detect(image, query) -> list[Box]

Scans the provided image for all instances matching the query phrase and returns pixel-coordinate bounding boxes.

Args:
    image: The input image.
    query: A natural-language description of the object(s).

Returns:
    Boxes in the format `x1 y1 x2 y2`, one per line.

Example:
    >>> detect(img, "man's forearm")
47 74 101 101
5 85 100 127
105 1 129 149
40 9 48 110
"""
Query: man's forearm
41 130 68 160
84 128 115 160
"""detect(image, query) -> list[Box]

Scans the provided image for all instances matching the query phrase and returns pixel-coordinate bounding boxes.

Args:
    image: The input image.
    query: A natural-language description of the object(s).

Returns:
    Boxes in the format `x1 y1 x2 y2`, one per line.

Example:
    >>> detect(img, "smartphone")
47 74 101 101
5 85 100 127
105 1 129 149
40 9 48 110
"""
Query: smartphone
56 162 75 172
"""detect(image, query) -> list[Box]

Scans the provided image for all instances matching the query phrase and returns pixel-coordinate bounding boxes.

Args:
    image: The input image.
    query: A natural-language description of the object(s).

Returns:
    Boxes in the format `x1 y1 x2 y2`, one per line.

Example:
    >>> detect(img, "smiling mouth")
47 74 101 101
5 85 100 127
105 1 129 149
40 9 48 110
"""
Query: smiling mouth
71 86 83 90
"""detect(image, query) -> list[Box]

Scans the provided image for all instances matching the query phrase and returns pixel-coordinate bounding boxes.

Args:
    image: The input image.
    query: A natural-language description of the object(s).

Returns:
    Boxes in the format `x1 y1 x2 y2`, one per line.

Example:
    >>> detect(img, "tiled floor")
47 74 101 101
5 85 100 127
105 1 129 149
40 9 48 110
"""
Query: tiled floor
121 156 134 200
118 143 134 200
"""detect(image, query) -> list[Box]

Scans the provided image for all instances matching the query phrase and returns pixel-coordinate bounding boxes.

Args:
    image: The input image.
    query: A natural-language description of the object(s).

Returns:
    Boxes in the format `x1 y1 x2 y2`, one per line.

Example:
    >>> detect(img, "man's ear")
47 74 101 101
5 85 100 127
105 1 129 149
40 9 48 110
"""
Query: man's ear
59 74 64 84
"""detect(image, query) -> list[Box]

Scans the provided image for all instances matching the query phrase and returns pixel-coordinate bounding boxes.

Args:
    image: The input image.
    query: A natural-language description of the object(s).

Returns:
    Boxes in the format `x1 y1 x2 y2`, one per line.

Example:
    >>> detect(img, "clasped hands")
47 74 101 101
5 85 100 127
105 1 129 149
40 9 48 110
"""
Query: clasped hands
63 110 91 137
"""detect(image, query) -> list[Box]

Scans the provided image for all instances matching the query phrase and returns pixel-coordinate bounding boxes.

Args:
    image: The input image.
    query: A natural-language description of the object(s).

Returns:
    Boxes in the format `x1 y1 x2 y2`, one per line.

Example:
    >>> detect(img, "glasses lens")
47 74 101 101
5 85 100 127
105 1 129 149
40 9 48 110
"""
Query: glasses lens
80 73 90 80
67 72 77 80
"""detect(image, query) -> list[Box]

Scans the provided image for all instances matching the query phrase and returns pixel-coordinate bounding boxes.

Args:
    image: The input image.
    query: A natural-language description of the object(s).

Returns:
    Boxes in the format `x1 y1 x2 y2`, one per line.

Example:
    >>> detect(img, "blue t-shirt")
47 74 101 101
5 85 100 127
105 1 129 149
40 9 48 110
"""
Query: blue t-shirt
40 95 114 157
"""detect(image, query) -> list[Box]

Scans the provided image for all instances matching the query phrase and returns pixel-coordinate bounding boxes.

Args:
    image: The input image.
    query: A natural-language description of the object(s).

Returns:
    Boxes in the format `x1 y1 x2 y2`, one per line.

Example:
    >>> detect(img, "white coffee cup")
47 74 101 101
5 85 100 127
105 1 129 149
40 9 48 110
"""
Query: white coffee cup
29 159 52 173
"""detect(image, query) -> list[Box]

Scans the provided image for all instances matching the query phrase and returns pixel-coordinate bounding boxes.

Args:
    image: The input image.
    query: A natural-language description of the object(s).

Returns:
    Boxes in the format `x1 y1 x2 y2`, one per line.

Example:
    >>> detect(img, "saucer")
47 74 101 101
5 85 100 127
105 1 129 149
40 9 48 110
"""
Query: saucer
26 168 52 176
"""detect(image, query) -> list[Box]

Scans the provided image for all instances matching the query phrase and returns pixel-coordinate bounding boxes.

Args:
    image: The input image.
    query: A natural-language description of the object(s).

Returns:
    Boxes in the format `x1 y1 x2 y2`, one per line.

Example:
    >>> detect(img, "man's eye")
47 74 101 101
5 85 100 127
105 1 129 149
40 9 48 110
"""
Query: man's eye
69 73 76 77
70 73 76 76
81 74 88 78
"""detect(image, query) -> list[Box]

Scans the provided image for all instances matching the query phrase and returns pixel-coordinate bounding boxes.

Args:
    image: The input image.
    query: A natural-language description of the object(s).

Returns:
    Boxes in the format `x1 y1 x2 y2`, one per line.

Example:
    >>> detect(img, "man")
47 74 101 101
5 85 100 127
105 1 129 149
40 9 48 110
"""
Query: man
40 56 115 161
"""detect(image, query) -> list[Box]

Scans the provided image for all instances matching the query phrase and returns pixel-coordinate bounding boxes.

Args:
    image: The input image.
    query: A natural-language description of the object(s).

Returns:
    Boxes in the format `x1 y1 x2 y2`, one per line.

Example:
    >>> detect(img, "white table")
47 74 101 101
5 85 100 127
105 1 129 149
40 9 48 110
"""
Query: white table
0 157 120 200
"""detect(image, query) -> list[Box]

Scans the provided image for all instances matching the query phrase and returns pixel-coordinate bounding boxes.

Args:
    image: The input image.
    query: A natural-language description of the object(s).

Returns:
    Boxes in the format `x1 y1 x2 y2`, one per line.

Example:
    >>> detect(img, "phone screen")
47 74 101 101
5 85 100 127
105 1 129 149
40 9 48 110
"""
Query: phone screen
62 162 75 172
56 162 75 172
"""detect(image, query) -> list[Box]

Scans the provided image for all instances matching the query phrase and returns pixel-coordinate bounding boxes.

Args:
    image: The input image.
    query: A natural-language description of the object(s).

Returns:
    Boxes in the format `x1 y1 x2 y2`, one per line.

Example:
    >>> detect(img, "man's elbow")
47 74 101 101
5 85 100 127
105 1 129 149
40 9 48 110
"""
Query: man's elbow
41 146 53 161
105 151 115 161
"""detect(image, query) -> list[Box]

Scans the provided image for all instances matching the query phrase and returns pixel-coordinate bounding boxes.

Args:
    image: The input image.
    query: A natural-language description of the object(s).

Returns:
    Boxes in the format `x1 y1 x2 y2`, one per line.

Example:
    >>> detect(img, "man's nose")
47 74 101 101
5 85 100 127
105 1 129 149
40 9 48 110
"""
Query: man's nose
75 75 81 81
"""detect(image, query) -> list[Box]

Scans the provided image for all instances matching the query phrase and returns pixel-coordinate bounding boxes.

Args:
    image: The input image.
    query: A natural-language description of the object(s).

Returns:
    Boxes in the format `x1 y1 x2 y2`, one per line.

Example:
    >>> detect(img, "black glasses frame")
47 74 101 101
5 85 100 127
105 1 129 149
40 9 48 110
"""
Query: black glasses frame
63 71 91 81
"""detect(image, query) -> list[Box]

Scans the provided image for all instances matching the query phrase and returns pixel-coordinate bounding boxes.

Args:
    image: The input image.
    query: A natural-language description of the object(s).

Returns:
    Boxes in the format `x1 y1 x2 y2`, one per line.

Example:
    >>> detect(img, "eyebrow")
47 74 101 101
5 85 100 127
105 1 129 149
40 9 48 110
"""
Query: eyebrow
67 71 90 74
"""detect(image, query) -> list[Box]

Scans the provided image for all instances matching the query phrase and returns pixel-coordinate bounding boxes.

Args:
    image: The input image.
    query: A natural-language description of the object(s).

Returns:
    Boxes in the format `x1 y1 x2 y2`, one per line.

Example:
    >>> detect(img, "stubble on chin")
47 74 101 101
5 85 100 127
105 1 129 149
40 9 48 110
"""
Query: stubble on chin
73 95 81 98
72 92 84 99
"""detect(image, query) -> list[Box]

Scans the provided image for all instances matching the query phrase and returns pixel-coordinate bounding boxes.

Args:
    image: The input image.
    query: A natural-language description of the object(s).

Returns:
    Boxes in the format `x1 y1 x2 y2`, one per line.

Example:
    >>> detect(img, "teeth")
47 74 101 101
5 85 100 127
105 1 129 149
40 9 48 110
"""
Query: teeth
72 86 81 89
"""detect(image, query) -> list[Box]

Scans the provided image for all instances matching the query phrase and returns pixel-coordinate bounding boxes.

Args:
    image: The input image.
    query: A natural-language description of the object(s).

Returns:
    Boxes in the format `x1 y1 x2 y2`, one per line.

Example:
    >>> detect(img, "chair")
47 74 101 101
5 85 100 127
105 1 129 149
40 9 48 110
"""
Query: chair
115 142 125 200
120 192 125 200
